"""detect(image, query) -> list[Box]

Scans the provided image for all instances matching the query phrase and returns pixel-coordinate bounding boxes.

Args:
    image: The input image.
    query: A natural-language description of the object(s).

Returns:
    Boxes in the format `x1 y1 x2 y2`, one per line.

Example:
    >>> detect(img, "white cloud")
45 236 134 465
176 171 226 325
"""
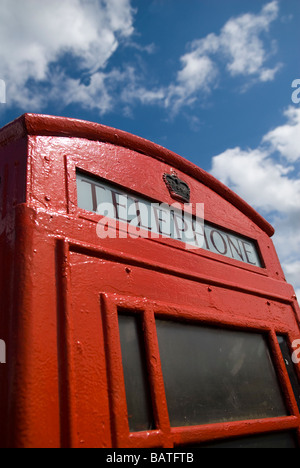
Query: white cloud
59 71 114 114
57 65 166 114
165 54 218 112
259 64 283 82
220 1 279 79
165 1 281 112
282 261 300 301
0 0 135 109
263 107 300 162
211 146 300 213
210 107 300 298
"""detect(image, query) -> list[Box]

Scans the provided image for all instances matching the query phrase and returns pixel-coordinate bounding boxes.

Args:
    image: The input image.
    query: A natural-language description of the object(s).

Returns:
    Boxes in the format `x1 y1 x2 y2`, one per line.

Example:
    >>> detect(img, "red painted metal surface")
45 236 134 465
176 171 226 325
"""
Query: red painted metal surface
0 114 299 448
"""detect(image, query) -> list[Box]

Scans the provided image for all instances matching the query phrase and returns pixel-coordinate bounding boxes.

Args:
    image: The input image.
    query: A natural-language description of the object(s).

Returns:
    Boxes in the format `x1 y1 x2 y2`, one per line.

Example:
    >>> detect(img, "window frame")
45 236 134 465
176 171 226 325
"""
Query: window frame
101 293 300 448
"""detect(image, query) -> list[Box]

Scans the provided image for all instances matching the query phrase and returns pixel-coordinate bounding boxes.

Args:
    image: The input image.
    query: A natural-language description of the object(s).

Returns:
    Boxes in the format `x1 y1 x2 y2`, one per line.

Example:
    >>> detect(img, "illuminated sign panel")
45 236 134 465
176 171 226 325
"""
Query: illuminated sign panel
77 172 262 267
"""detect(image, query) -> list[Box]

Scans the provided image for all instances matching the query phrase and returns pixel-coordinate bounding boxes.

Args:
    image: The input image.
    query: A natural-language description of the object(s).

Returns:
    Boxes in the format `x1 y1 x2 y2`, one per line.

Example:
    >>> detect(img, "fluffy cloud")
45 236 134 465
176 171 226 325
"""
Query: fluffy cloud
210 147 300 213
165 54 218 112
165 1 281 112
210 107 300 297
0 0 134 110
282 261 300 300
221 1 279 79
263 107 300 162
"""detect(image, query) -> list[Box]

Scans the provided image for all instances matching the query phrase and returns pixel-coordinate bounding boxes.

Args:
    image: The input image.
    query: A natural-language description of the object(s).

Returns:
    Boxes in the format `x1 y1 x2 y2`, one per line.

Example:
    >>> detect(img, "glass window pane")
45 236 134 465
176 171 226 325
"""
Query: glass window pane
156 320 287 427
277 335 300 412
118 314 154 432
76 173 95 212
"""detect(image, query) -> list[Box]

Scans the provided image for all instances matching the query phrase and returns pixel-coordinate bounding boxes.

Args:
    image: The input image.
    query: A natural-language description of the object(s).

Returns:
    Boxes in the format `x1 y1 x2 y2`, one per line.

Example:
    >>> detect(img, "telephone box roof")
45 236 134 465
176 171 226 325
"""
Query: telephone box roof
0 113 275 237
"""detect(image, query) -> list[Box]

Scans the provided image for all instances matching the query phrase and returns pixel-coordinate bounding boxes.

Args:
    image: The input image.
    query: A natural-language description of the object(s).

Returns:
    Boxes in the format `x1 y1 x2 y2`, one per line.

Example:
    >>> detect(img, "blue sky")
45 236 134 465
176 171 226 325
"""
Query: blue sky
0 0 299 296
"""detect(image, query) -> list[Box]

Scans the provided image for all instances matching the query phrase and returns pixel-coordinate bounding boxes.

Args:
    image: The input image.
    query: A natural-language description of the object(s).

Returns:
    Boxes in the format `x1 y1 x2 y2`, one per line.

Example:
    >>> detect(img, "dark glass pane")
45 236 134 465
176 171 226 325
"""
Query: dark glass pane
277 335 300 412
180 432 298 448
156 320 287 427
118 314 154 432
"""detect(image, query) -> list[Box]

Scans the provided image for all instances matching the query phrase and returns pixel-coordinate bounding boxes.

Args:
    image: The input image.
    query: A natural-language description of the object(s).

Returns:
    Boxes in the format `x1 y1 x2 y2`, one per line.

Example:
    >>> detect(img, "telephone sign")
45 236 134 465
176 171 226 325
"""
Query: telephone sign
77 171 261 265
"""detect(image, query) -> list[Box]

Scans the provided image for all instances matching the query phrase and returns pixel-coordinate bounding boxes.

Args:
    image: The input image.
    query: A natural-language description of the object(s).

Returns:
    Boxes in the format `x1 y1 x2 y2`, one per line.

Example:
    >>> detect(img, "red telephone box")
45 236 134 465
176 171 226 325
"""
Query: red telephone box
0 113 300 448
